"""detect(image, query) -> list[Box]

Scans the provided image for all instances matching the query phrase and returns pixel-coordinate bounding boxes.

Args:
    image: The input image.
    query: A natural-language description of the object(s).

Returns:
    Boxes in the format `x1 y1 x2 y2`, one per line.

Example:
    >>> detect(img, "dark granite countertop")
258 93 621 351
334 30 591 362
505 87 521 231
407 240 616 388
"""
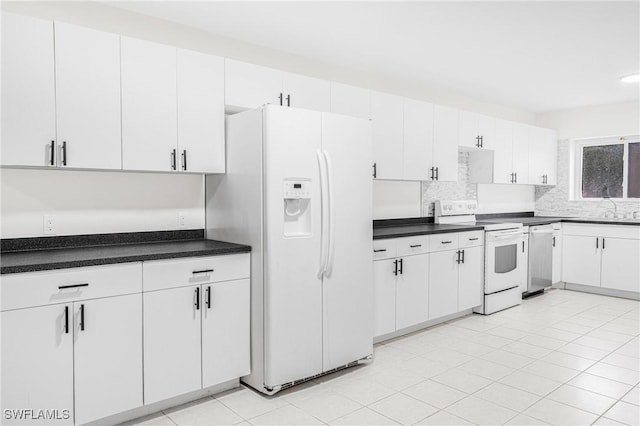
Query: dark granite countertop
373 223 484 240
1 230 251 274
372 214 640 240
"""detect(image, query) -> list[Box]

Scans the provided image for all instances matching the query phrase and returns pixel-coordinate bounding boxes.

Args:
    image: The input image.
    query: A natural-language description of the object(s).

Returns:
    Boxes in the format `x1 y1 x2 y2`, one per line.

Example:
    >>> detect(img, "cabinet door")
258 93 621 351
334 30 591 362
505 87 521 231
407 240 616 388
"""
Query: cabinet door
225 59 282 111
1 12 56 167
543 128 558 185
458 110 479 149
396 254 429 330
371 91 403 180
518 237 529 293
282 72 331 112
432 105 459 182
121 37 177 172
1 304 74 425
202 279 250 388
177 48 225 173
493 119 513 184
428 250 459 319
73 294 142 425
601 238 640 293
552 233 562 284
330 82 370 119
403 99 433 181
477 114 496 150
458 246 483 311
373 259 396 338
562 235 601 287
511 122 530 184
143 286 202 404
54 22 121 170
528 126 547 185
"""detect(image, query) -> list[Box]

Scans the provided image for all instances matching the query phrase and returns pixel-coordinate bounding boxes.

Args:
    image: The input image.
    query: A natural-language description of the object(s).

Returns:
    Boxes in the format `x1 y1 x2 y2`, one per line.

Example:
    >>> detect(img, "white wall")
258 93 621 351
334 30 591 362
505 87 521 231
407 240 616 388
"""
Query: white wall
535 101 640 217
536 101 640 140
1 169 204 238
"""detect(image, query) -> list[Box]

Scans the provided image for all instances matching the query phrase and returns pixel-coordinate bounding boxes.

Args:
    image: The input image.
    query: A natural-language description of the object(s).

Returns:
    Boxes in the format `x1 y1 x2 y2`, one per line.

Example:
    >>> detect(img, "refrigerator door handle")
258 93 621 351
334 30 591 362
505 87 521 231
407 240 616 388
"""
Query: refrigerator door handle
316 150 329 278
323 150 336 277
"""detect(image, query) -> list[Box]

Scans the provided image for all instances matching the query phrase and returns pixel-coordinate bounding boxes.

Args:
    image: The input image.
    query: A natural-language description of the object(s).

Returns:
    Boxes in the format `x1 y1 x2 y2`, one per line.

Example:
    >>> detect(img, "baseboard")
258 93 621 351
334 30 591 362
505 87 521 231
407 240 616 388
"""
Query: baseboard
560 282 640 301
373 309 474 344
86 379 241 426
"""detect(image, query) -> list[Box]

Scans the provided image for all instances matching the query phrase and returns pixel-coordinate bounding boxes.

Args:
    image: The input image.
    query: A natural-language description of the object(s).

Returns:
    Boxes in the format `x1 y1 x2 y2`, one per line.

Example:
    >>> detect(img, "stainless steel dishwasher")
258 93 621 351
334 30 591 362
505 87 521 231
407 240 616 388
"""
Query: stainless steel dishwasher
526 224 554 295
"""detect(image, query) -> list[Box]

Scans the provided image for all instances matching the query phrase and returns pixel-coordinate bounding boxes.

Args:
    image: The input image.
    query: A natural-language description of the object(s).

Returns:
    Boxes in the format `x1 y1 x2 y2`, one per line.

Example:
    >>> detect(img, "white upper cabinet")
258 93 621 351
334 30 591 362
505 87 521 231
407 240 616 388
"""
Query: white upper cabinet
224 60 330 113
330 82 371 120
177 48 225 174
529 126 557 185
432 105 459 182
403 98 433 181
371 91 404 180
492 119 514 184
511 122 530 184
54 22 122 170
459 110 495 149
282 72 331 112
121 37 178 172
1 12 56 167
225 59 282 111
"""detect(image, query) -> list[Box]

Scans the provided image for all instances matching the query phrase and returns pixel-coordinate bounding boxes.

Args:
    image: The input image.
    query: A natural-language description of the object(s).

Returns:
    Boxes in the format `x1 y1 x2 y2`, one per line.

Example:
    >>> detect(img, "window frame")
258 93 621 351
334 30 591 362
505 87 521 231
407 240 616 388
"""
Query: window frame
572 135 639 201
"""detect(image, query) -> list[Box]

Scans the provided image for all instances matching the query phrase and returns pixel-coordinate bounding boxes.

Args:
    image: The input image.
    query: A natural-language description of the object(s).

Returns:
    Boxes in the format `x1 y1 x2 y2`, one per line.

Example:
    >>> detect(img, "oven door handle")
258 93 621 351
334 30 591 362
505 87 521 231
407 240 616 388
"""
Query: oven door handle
488 234 522 241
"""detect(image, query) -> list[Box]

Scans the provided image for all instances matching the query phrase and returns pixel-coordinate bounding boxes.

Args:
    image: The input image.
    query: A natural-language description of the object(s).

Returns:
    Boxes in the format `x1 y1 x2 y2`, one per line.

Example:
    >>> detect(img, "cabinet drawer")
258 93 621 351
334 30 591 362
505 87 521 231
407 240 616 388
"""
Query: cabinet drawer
373 239 396 260
143 253 250 292
429 233 459 252
397 236 430 257
563 223 640 239
459 231 484 248
1 263 142 311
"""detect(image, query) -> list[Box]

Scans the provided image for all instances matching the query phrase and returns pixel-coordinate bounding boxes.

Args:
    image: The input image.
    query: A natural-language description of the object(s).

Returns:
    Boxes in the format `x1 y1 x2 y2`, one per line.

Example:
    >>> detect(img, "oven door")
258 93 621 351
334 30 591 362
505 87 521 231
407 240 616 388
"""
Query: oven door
485 230 524 294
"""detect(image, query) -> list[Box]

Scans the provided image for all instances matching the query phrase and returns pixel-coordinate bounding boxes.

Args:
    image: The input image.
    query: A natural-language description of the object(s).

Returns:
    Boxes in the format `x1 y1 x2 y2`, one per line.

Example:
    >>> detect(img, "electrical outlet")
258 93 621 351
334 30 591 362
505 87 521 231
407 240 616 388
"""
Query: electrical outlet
43 215 55 235
178 212 187 229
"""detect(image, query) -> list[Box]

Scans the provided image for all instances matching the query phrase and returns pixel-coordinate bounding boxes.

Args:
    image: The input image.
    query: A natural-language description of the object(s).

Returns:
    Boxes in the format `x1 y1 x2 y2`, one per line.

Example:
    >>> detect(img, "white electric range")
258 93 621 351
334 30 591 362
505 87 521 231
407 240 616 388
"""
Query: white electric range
434 200 525 314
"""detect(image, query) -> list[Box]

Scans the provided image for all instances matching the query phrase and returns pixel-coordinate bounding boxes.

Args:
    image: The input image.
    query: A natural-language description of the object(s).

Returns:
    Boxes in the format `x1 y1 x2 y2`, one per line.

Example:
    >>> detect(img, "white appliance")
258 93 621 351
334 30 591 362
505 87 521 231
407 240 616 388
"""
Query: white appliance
434 200 524 314
205 105 373 395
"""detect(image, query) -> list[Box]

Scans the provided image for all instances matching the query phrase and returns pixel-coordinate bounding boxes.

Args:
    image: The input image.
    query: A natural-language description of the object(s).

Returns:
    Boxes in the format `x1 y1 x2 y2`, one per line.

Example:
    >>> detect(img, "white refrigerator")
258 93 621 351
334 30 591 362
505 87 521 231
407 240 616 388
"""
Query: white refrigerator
206 105 373 394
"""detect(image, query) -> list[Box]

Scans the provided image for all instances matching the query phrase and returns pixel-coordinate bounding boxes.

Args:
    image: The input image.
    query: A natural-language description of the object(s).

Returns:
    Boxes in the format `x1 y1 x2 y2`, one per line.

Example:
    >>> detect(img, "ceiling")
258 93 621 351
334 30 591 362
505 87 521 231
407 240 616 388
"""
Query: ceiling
110 1 639 113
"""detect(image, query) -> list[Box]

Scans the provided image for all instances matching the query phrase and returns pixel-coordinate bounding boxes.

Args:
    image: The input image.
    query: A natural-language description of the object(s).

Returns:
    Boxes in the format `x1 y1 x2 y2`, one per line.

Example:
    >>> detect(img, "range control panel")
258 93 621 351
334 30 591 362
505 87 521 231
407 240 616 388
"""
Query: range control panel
283 180 311 199
434 199 478 217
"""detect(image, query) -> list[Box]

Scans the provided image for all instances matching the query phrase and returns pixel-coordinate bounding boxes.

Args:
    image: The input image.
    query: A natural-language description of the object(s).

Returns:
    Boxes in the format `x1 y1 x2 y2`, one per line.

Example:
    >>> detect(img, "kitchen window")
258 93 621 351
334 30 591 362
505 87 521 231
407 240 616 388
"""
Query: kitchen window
574 136 640 199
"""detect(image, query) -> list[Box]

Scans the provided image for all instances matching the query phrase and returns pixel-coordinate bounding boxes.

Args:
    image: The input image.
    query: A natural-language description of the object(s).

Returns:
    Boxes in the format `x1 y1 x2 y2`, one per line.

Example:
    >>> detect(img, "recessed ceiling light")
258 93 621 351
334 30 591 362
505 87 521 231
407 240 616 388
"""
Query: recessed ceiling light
620 73 640 83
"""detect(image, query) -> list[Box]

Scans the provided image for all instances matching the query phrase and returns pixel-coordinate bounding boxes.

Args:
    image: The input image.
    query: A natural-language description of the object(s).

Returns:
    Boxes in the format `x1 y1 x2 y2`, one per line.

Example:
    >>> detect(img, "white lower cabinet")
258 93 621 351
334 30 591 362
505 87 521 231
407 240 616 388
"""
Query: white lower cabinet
396 254 430 330
562 224 640 293
143 285 202 404
1 253 251 425
1 304 74 425
143 254 251 404
372 237 429 338
73 294 143 425
202 279 251 386
429 234 484 319
1 263 142 426
458 246 484 311
373 231 483 339
428 250 458 319
373 258 397 337
552 225 562 284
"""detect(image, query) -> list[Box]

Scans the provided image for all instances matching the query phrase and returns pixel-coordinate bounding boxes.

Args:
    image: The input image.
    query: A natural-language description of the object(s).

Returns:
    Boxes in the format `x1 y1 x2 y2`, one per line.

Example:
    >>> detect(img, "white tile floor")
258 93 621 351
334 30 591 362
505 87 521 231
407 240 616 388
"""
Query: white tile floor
124 289 640 426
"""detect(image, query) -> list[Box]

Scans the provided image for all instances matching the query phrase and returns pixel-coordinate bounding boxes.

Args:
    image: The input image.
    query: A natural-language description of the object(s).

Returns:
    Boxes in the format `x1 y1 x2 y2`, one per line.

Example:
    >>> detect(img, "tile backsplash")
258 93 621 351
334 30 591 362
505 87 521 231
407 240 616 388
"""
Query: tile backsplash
421 151 476 216
535 139 640 218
